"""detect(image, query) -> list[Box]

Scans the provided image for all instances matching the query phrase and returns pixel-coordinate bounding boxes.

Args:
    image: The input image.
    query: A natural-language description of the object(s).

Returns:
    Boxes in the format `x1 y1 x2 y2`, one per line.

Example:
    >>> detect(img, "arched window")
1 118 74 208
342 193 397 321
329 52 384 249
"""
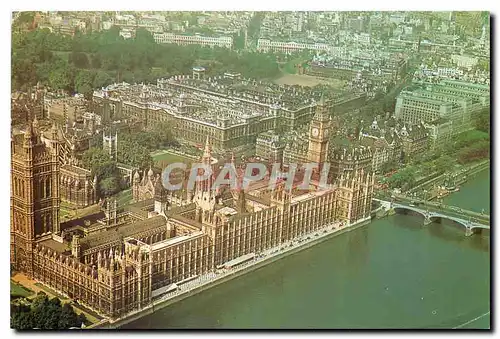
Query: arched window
45 178 50 198
46 214 51 232
41 214 46 234
14 178 18 196
40 179 45 199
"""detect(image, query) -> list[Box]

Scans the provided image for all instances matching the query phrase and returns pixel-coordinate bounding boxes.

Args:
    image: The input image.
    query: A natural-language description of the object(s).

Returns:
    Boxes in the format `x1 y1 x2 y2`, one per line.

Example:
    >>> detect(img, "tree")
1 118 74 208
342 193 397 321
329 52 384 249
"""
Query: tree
387 166 417 189
11 57 37 91
99 176 120 197
93 70 112 88
380 160 397 174
82 147 116 178
434 155 454 174
70 51 90 68
58 304 78 329
11 292 86 330
474 108 490 134
11 304 33 330
74 70 95 98
12 25 282 93
457 140 490 164
48 62 74 92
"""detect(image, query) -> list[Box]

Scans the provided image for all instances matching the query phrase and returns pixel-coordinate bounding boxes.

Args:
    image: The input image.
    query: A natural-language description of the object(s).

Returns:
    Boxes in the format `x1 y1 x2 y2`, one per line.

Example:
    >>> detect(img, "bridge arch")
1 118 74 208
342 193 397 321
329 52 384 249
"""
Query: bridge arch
428 214 470 228
392 205 428 219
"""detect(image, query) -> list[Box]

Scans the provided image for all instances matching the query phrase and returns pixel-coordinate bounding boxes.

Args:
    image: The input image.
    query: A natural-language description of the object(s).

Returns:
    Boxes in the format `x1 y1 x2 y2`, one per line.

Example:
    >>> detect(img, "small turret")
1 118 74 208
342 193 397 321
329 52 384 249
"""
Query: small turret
133 170 141 183
51 122 58 140
32 115 39 133
71 234 81 260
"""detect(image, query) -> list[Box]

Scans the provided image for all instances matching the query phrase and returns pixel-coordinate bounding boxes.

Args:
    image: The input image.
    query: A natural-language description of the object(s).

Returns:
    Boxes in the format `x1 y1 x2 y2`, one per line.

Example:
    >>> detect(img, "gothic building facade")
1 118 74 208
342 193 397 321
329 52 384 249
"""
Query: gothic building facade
60 164 98 208
12 122 375 321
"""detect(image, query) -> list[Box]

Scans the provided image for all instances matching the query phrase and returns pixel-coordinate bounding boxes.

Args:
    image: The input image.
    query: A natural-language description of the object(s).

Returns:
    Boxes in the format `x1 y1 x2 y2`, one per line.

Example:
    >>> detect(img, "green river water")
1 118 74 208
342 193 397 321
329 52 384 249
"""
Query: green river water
124 169 491 329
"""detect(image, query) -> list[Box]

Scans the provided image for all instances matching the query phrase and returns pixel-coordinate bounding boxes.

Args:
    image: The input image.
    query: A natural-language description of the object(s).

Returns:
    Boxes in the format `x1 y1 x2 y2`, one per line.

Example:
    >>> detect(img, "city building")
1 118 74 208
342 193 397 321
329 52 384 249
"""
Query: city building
398 123 429 160
92 75 364 154
329 145 373 181
257 38 329 54
423 119 453 151
395 79 489 135
153 32 233 49
395 91 454 125
255 130 285 163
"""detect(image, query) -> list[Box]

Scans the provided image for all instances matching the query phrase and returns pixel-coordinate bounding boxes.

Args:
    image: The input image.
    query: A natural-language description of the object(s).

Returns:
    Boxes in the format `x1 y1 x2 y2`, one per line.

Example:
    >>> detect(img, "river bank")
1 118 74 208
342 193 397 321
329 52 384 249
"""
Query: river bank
401 159 490 201
94 217 372 329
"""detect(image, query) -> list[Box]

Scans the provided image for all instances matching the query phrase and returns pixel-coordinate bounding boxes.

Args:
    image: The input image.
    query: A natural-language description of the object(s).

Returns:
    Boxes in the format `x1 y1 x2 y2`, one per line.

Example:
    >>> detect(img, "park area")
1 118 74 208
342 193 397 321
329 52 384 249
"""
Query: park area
11 280 34 298
11 273 102 325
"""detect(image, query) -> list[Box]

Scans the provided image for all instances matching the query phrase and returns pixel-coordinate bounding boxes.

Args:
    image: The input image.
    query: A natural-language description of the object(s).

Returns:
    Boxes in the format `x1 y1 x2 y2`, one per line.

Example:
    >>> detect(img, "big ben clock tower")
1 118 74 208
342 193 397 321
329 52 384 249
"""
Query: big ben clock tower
308 94 331 164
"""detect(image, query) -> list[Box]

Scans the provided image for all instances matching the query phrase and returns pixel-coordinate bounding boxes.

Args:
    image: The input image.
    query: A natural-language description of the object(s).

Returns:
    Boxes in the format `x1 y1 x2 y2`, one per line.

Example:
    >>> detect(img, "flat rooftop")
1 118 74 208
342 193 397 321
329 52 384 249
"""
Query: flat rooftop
151 231 204 251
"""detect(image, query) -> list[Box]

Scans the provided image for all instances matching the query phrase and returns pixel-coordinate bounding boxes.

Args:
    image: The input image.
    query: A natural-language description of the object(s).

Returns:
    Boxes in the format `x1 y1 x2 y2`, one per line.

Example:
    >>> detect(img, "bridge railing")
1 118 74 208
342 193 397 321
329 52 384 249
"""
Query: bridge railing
391 196 489 220
391 202 489 227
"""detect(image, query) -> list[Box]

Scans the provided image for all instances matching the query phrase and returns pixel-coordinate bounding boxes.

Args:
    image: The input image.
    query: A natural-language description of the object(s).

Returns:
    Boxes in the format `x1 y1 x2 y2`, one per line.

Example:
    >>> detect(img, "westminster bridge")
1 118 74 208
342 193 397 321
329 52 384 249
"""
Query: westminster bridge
375 196 490 237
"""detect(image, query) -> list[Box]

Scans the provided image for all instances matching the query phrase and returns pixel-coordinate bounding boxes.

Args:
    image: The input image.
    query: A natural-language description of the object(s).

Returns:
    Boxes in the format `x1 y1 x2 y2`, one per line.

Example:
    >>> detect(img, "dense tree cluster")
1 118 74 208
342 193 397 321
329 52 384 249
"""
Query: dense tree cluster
12 26 281 94
81 123 177 196
433 129 490 167
81 147 121 197
457 140 489 165
117 123 177 169
386 166 417 190
117 134 153 170
474 108 490 134
11 292 86 330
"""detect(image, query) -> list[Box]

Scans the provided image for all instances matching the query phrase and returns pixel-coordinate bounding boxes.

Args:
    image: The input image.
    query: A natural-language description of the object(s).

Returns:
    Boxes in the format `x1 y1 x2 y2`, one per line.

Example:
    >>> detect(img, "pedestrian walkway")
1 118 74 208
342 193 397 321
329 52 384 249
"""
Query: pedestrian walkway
156 221 345 302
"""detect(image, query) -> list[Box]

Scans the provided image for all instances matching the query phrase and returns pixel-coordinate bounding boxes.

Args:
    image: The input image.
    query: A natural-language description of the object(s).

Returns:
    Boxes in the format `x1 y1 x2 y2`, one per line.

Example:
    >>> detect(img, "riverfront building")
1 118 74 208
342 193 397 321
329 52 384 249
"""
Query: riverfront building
395 79 490 135
11 118 375 320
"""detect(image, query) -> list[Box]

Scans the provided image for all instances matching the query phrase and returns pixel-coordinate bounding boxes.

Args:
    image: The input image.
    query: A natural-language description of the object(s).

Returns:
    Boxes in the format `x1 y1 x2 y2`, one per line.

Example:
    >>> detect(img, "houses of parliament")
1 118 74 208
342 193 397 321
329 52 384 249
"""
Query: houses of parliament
11 101 375 320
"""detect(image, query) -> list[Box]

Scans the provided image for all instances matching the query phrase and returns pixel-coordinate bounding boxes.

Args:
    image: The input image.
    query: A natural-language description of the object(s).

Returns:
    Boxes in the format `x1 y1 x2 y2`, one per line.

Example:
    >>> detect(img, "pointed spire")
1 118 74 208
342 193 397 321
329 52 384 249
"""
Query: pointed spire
202 135 212 165
24 122 33 140
133 170 141 182
32 114 39 133
319 92 326 106
204 135 211 154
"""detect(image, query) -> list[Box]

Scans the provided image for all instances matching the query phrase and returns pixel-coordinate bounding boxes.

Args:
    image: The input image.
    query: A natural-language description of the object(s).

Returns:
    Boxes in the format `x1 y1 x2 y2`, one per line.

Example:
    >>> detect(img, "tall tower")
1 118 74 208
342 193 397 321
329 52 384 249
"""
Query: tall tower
103 128 118 161
11 121 60 276
308 94 331 164
193 137 216 223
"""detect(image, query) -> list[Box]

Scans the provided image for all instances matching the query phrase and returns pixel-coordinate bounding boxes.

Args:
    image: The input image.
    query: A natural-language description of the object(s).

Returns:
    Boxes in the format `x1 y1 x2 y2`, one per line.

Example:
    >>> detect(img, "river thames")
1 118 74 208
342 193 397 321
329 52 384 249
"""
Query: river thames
124 169 490 329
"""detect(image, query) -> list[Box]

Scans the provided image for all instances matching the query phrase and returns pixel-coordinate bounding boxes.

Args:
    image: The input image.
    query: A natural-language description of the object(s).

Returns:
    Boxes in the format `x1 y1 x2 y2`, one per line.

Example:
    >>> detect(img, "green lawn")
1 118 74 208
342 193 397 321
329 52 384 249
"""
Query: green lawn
34 283 68 300
11 281 34 298
152 151 193 166
114 189 133 206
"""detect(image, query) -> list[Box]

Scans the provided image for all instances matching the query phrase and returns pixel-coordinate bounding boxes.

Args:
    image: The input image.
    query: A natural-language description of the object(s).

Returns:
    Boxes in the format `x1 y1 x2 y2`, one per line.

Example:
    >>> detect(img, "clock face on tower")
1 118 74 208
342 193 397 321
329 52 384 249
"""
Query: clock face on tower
312 128 319 137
